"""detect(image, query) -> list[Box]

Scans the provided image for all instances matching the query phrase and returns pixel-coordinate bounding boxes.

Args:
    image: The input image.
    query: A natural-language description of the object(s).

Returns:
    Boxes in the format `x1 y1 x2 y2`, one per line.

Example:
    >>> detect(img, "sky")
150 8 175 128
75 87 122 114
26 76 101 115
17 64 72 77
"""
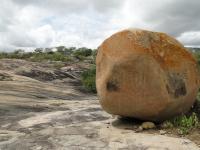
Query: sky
0 0 200 51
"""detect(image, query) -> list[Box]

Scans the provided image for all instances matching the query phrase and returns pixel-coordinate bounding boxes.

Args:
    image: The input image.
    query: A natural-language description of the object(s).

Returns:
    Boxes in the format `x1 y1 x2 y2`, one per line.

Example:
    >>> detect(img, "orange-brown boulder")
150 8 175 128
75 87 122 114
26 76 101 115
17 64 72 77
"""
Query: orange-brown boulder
96 29 200 121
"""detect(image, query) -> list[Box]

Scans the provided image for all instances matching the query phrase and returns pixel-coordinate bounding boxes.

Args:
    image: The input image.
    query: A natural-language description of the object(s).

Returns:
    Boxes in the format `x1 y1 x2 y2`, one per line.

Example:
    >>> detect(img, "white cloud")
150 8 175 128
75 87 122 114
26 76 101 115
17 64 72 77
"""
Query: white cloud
0 0 200 51
178 31 200 46
29 25 55 47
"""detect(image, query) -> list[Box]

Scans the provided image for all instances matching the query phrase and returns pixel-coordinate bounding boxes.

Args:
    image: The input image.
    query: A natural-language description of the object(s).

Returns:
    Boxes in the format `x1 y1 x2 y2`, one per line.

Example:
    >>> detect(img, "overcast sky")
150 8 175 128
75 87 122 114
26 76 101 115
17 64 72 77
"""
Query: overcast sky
0 0 200 51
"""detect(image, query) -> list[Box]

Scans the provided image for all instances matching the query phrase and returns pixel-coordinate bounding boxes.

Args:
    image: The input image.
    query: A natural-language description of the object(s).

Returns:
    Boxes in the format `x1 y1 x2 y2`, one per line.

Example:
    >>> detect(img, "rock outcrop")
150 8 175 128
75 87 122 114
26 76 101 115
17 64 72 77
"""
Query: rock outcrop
96 29 200 121
0 59 199 149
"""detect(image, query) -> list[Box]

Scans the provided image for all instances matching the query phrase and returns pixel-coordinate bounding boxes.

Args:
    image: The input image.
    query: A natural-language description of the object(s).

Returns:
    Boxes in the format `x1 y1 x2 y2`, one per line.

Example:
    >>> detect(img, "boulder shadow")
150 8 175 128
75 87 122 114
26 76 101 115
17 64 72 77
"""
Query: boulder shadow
112 116 143 130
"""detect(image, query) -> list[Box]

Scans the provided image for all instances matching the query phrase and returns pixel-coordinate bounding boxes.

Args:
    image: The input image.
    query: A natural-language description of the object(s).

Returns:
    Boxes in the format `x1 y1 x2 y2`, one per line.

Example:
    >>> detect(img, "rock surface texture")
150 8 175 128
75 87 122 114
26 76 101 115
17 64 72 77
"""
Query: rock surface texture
96 29 200 121
0 59 199 149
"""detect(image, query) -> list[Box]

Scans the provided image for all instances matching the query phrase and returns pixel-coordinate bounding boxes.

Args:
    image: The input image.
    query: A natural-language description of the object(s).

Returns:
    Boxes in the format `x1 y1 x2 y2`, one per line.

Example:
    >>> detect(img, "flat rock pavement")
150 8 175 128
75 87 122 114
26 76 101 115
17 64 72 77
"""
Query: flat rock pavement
0 59 199 150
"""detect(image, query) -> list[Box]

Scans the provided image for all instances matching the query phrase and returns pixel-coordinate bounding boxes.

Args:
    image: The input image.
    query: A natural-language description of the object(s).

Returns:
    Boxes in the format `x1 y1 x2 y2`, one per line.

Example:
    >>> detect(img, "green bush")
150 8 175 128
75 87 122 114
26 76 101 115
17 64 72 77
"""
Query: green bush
73 47 92 59
81 66 96 93
170 113 199 134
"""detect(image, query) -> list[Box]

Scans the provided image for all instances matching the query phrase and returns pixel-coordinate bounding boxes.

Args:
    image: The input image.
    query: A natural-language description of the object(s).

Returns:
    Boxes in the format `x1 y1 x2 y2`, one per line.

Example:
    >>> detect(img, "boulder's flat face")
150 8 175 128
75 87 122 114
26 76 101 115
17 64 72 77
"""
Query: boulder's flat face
96 29 200 121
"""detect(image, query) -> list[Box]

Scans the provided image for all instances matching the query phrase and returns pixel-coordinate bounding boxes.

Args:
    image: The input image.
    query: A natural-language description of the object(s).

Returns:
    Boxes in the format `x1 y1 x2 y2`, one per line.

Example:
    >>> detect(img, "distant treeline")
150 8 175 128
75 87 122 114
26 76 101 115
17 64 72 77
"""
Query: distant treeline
1 46 200 64
187 47 200 52
0 46 97 62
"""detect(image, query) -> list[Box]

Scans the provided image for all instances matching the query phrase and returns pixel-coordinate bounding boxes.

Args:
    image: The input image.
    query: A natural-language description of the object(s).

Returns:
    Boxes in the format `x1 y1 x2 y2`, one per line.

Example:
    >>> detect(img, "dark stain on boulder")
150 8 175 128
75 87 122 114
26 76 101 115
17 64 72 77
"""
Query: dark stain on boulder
166 73 187 98
107 80 119 92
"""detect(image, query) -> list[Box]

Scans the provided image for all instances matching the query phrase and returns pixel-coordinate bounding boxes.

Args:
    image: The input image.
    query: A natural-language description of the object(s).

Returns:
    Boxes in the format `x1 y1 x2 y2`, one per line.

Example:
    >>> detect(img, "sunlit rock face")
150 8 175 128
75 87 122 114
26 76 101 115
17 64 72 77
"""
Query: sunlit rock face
96 29 200 121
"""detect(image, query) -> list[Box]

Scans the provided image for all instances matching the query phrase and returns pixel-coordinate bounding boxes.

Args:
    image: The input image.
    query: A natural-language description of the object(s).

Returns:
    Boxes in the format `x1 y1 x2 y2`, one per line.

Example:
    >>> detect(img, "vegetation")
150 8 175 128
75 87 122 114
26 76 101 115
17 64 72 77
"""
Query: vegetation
81 65 96 93
193 51 200 67
0 46 94 62
29 51 72 62
170 113 199 135
73 47 93 60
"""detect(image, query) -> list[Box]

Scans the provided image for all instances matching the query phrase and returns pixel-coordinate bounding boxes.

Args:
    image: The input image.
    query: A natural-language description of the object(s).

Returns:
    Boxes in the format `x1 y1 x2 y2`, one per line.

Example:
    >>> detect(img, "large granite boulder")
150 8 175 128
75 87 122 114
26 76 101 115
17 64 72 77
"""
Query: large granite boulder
96 29 200 121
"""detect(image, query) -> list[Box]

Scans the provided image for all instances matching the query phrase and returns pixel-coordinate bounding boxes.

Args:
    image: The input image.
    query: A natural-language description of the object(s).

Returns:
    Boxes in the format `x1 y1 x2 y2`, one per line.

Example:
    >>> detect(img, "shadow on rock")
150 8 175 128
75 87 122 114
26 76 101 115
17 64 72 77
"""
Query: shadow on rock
112 116 143 130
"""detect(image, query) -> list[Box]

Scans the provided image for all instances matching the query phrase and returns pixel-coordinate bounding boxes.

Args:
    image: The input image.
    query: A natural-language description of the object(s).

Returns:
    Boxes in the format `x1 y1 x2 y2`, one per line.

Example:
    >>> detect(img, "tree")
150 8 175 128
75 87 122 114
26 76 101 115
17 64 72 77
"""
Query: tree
14 49 25 54
64 47 76 55
34 48 43 53
44 48 53 54
56 46 66 54
73 47 92 58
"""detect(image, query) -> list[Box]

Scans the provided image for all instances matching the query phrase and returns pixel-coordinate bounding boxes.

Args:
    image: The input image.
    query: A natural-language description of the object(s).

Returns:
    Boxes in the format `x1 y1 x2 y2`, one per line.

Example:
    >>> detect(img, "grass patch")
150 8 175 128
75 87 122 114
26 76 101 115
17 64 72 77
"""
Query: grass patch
173 113 199 135
162 112 199 135
161 97 200 135
81 65 96 93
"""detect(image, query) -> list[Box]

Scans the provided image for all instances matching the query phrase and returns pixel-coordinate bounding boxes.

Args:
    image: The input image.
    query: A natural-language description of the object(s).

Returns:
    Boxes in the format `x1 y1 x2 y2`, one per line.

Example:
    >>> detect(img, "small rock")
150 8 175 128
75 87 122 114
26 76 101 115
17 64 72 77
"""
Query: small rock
182 140 191 145
159 130 167 135
161 121 173 129
135 126 143 132
141 122 156 130
36 146 42 150
132 125 138 129
0 73 12 81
